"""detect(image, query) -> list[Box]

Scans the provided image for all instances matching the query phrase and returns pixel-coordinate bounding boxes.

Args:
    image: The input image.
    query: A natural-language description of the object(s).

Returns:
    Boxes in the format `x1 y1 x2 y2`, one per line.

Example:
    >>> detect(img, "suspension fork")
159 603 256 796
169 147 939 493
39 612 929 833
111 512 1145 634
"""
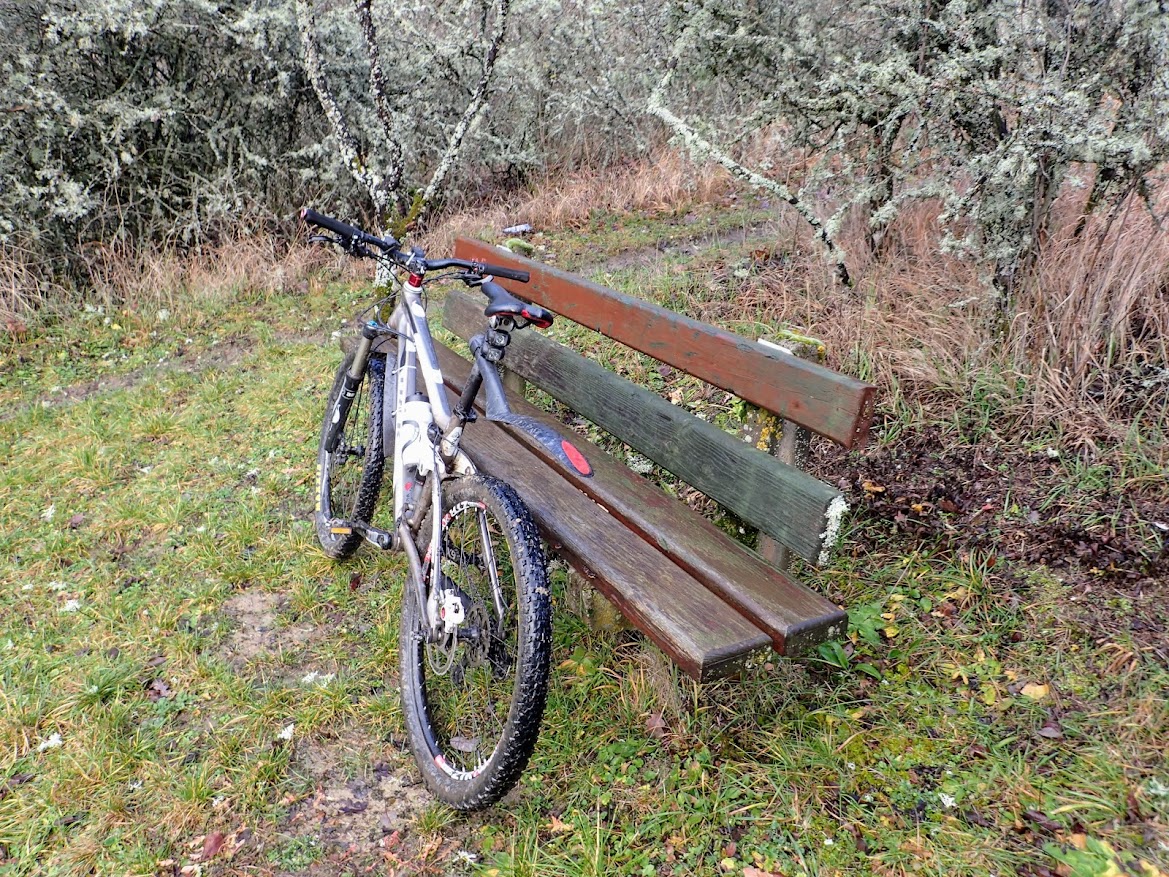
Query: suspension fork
323 320 381 453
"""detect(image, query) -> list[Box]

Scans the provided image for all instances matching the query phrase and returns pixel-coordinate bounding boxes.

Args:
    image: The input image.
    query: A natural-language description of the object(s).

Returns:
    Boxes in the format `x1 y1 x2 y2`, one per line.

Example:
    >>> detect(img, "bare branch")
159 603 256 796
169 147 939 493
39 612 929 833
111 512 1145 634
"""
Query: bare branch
417 0 511 221
295 0 391 223
352 0 404 201
648 67 851 288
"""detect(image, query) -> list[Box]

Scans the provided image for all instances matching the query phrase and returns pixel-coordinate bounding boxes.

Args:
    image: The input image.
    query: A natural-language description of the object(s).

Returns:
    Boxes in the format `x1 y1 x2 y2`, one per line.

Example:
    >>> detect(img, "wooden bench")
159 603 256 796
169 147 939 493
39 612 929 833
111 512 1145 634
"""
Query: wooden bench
434 237 875 681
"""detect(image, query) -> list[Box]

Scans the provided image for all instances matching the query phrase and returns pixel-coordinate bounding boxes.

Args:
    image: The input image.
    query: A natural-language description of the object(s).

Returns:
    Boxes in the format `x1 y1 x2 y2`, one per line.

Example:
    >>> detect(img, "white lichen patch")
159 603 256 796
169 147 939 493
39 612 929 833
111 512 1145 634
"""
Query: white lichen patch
818 495 849 566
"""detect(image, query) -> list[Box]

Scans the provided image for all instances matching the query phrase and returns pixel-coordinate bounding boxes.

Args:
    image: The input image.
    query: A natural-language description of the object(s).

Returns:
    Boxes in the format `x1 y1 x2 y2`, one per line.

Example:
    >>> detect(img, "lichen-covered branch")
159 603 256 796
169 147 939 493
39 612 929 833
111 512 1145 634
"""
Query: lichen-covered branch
352 0 403 210
648 70 852 288
295 0 391 223
417 0 511 223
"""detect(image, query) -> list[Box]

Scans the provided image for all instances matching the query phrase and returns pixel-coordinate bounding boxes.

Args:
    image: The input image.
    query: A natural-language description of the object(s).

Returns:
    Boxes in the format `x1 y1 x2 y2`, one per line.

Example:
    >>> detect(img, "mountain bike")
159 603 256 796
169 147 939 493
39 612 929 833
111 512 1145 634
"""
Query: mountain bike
300 208 591 810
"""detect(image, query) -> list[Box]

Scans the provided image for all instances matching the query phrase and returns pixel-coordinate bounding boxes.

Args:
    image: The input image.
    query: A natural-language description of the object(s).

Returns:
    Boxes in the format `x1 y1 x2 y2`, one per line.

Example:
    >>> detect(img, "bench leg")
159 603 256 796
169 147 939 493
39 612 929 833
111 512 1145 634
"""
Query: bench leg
500 367 526 399
757 415 810 572
753 331 823 573
565 570 631 633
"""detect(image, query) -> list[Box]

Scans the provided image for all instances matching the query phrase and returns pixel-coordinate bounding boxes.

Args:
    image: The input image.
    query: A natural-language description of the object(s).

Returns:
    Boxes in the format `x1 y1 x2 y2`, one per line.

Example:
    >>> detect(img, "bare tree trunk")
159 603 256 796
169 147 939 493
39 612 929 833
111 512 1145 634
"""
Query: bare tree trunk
416 0 511 226
295 0 390 225
352 0 404 220
296 0 512 239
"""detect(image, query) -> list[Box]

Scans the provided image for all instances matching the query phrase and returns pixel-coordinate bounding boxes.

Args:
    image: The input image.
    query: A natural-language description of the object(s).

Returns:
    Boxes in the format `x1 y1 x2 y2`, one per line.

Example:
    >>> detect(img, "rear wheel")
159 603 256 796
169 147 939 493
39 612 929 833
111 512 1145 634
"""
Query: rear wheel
315 348 387 559
400 475 552 809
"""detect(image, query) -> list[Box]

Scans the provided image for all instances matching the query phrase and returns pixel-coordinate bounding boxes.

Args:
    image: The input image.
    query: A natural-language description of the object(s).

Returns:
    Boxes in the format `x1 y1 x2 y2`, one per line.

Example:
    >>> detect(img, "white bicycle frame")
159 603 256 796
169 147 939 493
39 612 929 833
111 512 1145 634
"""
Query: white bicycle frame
385 271 479 633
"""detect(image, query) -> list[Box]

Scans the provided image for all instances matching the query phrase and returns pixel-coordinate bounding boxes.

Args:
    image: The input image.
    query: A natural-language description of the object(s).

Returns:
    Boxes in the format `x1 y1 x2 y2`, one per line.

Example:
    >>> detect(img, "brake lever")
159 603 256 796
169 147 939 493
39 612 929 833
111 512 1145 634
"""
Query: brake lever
308 233 341 246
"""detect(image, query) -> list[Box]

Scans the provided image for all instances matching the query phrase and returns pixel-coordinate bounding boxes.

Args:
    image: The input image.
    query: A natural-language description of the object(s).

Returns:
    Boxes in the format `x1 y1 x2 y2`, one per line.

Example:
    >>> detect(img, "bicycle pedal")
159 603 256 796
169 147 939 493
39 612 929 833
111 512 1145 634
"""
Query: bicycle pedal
358 524 395 550
327 519 395 550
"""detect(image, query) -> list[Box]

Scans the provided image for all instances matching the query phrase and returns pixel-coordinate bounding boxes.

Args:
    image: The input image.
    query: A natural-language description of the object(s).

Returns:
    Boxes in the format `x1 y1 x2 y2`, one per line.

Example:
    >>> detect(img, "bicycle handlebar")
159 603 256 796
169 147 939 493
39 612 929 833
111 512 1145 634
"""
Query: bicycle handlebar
427 258 531 284
300 207 530 283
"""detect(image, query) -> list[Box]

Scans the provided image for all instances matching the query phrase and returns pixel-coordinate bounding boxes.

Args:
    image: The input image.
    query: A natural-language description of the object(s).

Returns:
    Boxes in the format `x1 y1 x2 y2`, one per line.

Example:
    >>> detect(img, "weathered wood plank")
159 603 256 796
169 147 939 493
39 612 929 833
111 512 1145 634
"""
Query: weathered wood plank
453 237 876 449
435 382 771 680
444 290 845 565
435 342 848 655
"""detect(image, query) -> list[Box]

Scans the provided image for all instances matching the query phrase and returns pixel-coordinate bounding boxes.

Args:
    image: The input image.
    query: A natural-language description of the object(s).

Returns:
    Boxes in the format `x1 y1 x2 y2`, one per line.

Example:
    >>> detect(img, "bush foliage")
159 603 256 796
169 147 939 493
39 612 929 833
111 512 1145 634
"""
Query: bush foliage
2 0 1166 302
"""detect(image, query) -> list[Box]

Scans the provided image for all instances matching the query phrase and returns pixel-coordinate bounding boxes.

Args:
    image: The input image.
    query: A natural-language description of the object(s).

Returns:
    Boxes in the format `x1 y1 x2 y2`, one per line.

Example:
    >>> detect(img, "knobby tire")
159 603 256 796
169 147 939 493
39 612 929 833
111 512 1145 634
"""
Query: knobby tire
399 475 552 810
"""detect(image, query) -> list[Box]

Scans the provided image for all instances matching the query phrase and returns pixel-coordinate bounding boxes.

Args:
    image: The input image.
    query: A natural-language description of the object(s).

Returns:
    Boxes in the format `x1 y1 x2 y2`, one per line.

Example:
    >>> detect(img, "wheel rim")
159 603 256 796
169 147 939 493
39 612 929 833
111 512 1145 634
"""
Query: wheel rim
416 499 520 781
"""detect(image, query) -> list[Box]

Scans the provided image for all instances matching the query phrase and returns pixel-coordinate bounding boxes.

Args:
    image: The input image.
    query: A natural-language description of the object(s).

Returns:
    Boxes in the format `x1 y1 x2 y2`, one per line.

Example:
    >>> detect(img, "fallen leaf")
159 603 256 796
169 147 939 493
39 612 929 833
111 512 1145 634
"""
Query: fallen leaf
349 572 362 591
547 815 573 834
645 712 667 739
862 480 886 494
1037 720 1064 739
962 808 993 827
146 678 172 701
744 867 785 877
68 513 85 529
1025 809 1061 832
0 773 34 802
1126 788 1145 821
1021 682 1050 700
202 831 225 859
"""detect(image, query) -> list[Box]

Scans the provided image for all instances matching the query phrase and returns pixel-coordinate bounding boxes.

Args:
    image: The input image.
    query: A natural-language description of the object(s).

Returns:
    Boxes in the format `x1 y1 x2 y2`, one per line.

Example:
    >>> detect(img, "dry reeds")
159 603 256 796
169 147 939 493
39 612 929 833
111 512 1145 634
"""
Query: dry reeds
6 149 1164 458
0 244 54 330
77 235 346 313
1019 185 1169 438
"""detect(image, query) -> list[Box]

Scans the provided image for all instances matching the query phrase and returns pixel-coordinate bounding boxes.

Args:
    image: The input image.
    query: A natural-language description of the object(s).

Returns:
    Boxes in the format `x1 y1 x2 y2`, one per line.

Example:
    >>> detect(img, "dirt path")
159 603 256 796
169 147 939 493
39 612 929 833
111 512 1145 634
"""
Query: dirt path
575 215 784 276
217 591 471 876
3 328 332 423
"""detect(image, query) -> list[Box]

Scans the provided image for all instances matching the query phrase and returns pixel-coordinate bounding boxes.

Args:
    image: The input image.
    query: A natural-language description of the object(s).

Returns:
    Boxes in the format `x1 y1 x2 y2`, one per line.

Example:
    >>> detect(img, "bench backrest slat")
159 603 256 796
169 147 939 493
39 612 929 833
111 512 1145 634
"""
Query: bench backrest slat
445 290 844 565
453 238 875 449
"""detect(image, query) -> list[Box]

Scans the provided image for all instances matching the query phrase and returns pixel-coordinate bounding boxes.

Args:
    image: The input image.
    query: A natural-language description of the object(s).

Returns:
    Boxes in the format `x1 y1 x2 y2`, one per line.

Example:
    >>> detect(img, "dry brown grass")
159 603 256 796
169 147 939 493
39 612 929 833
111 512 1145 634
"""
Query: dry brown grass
1019 184 1169 436
420 152 733 256
8 149 1165 458
0 234 358 337
663 163 1169 453
0 244 54 330
77 235 345 312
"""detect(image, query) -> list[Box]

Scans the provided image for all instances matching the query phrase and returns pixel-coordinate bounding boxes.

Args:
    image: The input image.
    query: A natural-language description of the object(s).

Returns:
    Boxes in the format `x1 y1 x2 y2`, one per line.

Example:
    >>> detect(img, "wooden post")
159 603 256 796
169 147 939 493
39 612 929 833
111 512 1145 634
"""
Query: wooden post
565 569 631 633
747 330 826 572
499 367 526 399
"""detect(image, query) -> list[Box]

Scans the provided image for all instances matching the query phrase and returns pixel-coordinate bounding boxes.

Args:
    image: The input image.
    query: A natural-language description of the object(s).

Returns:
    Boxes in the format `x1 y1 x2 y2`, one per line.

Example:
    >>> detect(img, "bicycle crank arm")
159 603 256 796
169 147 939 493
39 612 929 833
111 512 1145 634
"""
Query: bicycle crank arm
326 519 396 550
470 340 593 478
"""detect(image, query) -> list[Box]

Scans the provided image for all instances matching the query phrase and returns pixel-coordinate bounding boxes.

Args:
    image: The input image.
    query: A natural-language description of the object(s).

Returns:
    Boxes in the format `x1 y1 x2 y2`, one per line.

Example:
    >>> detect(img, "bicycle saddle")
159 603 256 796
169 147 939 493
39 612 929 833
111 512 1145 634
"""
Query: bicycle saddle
480 280 553 328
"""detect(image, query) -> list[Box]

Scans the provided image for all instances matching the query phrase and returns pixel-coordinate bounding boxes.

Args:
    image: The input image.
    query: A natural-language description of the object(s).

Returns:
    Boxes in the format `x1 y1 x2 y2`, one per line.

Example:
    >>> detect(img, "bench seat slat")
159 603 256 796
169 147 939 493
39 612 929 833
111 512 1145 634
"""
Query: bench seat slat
444 290 843 566
435 342 847 656
453 237 876 449
435 379 770 680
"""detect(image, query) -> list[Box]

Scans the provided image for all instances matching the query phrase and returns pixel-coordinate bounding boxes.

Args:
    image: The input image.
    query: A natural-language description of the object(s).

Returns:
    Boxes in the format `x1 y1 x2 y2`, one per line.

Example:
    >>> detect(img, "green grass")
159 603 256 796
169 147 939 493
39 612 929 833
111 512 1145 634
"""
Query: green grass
2 220 1167 877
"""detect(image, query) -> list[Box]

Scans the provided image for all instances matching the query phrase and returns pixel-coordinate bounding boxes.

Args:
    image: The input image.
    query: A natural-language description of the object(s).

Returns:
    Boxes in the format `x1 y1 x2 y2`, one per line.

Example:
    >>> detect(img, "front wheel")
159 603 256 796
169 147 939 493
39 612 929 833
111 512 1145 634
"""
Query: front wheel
400 475 552 810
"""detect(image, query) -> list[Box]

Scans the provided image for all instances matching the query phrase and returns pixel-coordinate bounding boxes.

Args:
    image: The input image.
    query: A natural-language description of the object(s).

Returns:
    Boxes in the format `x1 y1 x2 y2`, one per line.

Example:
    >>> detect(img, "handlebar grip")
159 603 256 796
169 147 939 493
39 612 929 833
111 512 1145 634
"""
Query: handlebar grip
482 264 531 284
300 207 364 240
300 207 397 251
